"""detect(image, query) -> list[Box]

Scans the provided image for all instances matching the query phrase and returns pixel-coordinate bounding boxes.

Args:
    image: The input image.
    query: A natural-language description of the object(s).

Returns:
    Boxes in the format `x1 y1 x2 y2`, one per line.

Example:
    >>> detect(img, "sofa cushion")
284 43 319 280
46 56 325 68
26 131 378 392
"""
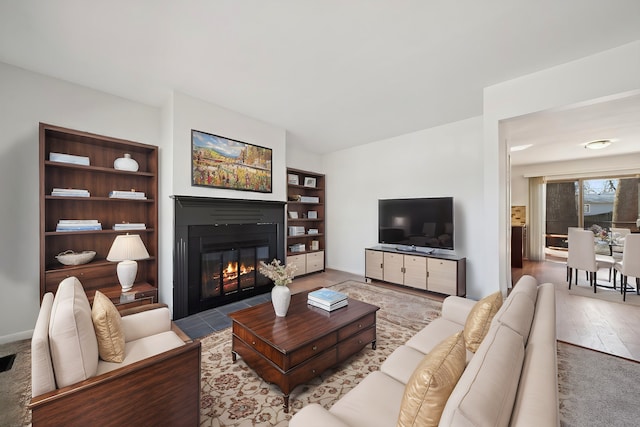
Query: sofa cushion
329 371 406 427
406 318 465 356
31 293 56 397
508 275 538 304
439 325 524 427
491 291 535 344
463 291 503 353
48 277 99 388
381 345 428 384
96 331 185 375
91 290 125 362
397 331 466 427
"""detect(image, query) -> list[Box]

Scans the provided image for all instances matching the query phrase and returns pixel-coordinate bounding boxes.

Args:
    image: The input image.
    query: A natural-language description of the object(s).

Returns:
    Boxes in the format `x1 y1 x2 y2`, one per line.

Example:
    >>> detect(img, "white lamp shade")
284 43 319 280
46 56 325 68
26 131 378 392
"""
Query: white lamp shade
107 234 149 291
107 234 150 261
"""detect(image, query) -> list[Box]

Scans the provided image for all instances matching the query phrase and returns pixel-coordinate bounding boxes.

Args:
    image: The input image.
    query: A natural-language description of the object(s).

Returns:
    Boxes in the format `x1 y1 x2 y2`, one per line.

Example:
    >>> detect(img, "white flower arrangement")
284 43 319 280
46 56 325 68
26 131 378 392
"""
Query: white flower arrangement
258 258 297 286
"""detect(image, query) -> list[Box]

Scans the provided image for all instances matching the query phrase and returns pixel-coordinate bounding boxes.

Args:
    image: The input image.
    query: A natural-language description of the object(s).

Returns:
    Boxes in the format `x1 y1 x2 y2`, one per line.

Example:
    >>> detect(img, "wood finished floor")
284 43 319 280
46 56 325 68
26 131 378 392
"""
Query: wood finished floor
301 263 640 362
513 258 640 362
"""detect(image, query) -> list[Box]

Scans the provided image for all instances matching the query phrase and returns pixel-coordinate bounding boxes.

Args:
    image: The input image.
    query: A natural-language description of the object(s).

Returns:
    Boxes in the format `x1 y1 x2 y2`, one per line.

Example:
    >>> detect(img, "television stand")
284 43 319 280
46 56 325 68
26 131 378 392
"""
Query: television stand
365 246 466 297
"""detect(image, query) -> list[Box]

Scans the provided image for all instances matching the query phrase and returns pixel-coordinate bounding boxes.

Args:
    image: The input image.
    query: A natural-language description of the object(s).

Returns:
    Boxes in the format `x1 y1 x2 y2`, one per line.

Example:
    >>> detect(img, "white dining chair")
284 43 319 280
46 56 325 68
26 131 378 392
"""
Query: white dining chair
613 233 640 301
566 228 615 291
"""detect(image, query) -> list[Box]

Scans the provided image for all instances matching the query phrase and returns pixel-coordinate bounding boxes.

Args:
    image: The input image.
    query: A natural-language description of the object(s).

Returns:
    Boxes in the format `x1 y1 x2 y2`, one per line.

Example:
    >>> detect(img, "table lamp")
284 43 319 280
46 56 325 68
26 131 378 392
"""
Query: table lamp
106 234 150 291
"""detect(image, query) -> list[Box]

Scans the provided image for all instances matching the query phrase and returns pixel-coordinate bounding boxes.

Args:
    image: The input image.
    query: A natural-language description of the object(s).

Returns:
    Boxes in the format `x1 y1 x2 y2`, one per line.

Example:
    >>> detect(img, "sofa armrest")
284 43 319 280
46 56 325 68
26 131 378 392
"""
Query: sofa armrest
441 296 476 326
121 306 172 342
289 404 351 427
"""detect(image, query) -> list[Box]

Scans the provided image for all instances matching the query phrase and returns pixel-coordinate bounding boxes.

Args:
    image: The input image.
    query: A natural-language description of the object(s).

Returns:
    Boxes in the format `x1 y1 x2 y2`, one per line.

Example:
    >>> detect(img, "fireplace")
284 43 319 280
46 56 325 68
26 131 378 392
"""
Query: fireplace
174 196 285 319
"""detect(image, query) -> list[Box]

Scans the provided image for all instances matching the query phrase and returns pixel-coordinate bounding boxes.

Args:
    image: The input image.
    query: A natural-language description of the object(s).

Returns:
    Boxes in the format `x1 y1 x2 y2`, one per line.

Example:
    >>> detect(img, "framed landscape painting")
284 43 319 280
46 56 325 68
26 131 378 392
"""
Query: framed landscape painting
191 129 272 193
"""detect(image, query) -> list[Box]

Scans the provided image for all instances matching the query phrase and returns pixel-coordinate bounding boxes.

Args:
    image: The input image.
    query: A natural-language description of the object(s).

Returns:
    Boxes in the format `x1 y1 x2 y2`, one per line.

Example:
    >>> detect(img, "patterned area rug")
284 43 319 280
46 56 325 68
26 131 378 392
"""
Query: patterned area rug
198 281 442 426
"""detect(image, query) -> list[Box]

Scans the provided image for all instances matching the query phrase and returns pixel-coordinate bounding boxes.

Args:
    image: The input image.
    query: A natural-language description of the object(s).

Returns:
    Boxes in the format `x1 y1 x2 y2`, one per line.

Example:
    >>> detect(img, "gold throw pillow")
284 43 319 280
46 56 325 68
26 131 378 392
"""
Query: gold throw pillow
464 291 503 353
397 331 466 427
91 290 125 362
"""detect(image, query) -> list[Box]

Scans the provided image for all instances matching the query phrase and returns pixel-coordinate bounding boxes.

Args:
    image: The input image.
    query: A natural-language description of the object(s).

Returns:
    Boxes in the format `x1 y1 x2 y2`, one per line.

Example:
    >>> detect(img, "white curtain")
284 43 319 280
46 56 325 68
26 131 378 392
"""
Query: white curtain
528 177 546 261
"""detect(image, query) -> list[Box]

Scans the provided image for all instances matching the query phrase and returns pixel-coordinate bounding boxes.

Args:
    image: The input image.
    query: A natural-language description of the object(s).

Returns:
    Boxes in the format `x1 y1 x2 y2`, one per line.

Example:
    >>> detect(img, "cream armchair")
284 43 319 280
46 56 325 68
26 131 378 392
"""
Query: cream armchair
30 277 201 426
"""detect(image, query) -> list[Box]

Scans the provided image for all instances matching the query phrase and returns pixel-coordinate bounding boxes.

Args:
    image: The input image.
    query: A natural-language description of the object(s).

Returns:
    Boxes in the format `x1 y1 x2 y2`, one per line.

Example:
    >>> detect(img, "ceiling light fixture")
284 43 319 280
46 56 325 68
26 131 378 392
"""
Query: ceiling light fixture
584 139 612 150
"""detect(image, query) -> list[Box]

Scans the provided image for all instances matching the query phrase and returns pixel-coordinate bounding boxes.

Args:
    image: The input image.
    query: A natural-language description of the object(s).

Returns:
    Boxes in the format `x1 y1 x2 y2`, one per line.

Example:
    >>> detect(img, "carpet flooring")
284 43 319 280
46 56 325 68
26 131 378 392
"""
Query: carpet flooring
199 281 442 425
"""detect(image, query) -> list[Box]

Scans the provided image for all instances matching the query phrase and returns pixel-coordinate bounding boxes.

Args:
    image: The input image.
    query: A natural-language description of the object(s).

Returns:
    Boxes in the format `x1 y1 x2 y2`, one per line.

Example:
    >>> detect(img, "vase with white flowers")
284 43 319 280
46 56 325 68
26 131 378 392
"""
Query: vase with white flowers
258 258 297 317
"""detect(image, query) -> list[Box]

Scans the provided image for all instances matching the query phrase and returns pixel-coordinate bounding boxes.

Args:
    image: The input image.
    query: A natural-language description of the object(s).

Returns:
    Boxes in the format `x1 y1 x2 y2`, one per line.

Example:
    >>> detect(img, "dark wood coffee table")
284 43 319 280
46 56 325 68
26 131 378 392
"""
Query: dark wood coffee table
229 289 379 412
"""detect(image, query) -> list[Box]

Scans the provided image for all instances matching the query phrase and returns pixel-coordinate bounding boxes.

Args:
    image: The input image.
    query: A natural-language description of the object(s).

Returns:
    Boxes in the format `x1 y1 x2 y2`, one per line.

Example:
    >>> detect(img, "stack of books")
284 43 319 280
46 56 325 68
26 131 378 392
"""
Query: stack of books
112 222 146 231
56 219 102 232
109 190 147 199
49 152 90 166
308 288 348 312
288 226 305 236
51 188 90 197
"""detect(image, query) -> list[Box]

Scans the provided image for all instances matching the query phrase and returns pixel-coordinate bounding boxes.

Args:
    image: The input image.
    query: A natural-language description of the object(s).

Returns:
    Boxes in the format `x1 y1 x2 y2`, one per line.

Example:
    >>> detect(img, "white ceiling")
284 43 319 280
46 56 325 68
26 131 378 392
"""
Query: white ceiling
1 0 639 156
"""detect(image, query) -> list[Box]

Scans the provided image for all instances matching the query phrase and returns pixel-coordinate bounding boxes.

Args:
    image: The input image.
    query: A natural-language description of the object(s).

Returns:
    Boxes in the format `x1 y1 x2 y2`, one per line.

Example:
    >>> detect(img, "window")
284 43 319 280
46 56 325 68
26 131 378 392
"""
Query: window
545 176 639 250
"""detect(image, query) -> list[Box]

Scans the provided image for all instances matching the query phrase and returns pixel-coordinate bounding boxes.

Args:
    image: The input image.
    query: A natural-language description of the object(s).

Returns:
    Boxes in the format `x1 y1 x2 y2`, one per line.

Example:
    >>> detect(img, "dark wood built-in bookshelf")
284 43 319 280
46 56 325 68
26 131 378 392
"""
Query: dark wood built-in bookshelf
39 123 158 307
286 168 325 275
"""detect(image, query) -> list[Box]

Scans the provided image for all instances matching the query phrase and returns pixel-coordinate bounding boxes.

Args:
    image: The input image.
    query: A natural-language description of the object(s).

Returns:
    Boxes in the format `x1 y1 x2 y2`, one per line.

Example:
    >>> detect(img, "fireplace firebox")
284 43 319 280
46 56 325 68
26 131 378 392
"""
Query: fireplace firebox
174 197 285 319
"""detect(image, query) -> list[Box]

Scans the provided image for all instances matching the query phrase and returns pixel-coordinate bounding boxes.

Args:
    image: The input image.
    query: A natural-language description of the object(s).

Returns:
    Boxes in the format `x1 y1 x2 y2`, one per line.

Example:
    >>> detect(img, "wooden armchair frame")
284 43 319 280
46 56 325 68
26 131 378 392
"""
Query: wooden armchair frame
29 304 201 426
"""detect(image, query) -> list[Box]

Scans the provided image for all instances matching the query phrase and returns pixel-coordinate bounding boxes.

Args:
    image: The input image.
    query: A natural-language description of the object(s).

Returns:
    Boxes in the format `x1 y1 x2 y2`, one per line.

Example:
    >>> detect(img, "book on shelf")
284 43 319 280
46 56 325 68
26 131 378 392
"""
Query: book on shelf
112 223 146 230
307 298 348 312
289 243 306 253
56 220 102 231
49 152 90 166
299 196 320 203
288 226 305 236
109 190 147 199
308 288 348 305
51 188 90 197
58 219 99 224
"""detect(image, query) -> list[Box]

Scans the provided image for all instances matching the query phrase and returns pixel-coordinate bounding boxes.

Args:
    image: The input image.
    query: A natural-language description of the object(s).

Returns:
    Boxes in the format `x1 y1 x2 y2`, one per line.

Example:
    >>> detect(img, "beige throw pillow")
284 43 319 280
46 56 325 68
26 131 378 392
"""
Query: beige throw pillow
464 291 503 353
397 331 466 427
91 290 125 362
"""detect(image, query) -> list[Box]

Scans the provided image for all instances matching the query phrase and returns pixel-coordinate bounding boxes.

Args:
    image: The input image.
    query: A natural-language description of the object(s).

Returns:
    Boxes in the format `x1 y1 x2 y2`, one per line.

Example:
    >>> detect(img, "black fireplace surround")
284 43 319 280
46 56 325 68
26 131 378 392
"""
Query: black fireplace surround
173 196 285 319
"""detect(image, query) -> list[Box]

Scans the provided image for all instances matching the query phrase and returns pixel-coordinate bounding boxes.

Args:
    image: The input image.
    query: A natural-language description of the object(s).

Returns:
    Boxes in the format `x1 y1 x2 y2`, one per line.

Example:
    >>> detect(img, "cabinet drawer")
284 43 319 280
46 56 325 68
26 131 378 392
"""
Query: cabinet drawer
45 263 116 294
338 326 375 360
232 326 285 368
338 313 376 341
365 250 384 280
289 332 337 367
288 348 337 386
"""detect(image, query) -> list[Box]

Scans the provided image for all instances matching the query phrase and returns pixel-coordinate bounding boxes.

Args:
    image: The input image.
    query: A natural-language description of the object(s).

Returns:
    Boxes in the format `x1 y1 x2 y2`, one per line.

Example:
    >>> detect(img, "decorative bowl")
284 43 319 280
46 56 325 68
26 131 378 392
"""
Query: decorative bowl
55 250 96 266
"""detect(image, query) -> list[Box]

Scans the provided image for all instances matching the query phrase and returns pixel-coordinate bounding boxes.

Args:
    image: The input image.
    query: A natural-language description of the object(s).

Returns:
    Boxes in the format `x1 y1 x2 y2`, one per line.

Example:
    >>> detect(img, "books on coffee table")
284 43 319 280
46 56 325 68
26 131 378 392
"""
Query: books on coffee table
308 298 348 312
308 288 348 311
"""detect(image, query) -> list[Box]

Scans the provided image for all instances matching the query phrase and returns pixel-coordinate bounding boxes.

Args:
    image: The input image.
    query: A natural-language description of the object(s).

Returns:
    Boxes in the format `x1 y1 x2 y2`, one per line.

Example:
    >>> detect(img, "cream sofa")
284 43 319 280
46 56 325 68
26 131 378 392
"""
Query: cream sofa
289 275 558 427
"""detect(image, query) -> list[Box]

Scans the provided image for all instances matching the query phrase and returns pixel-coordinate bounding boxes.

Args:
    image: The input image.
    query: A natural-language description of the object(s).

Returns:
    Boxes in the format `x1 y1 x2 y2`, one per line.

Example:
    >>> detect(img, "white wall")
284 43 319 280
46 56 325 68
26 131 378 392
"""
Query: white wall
484 40 640 294
286 139 324 173
0 62 160 343
322 116 488 299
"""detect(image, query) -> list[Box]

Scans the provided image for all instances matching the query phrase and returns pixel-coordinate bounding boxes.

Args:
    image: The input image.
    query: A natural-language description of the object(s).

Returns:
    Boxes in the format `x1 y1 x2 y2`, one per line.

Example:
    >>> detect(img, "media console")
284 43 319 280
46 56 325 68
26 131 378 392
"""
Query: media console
365 246 466 297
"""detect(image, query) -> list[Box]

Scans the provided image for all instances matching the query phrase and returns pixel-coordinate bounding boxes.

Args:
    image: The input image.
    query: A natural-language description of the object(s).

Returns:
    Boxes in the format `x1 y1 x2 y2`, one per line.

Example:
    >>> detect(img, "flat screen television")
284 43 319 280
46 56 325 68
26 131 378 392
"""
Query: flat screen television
378 197 454 250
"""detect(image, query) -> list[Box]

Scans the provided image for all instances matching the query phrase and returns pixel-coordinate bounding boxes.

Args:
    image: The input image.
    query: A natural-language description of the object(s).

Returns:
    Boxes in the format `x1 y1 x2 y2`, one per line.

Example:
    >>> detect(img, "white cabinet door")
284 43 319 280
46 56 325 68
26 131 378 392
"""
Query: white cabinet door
306 251 324 273
365 250 384 280
404 255 427 290
427 258 457 294
383 252 404 285
288 254 307 276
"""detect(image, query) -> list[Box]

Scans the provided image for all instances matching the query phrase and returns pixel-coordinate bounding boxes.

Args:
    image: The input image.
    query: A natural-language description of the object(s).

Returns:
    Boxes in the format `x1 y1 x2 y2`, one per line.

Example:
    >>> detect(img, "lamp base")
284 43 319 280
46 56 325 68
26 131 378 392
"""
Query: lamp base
116 260 138 291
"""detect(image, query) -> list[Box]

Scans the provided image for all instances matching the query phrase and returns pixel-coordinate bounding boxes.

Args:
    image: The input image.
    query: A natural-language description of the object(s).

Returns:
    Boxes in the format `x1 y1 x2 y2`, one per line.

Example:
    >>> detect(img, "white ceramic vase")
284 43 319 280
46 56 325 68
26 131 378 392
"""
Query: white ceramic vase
114 153 139 172
271 285 291 317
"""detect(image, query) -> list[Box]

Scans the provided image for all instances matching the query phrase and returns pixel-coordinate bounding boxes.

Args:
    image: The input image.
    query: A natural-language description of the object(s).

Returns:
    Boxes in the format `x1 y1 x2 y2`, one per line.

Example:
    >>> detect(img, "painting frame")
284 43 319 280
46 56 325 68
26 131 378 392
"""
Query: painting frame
304 177 317 188
191 129 272 193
